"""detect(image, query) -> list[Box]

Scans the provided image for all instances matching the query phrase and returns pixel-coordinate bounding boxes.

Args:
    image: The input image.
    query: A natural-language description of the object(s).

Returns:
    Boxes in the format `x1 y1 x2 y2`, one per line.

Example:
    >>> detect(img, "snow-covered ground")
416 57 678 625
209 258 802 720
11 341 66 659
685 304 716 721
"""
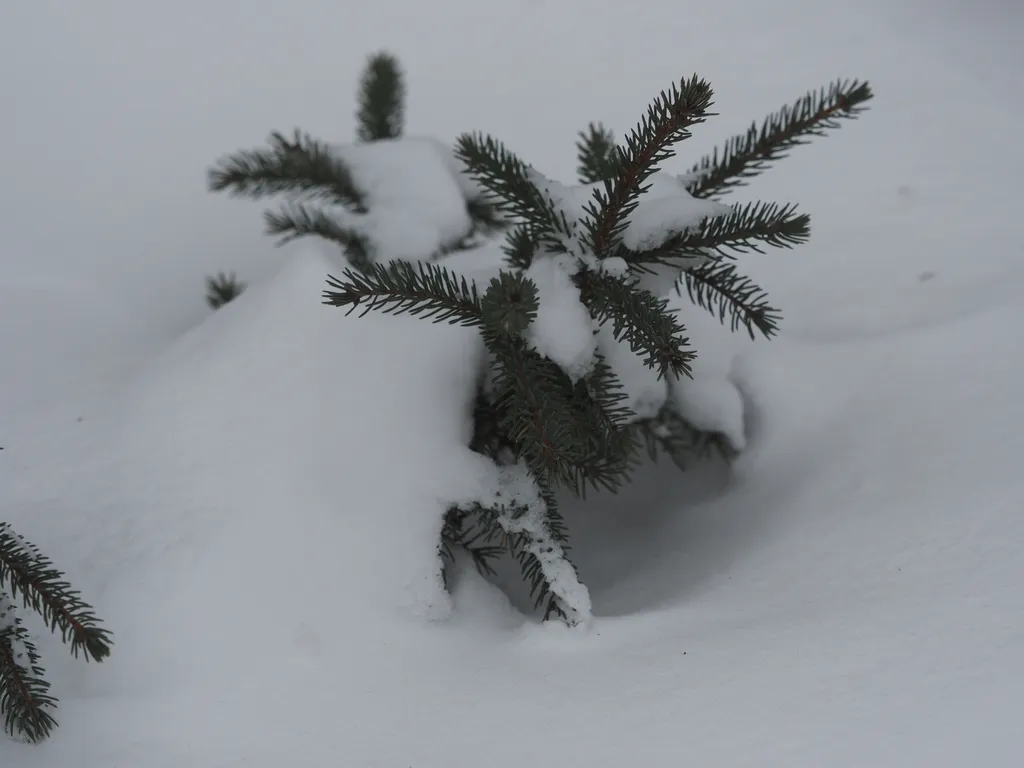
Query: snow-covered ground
2 1 1023 765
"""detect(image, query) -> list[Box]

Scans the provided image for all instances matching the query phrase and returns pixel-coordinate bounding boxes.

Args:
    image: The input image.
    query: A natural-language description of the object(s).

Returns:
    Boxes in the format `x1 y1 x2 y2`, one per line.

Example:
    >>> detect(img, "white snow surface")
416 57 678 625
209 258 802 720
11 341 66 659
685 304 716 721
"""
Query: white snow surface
620 172 733 252
522 256 598 380
335 136 475 262
2 1 1024 766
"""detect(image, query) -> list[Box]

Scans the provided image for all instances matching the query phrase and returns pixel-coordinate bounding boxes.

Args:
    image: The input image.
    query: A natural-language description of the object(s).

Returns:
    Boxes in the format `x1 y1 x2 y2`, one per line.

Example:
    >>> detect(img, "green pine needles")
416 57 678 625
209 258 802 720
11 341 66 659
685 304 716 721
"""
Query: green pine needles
356 52 405 142
324 73 871 623
206 271 246 309
208 51 502 273
208 52 871 625
0 518 112 743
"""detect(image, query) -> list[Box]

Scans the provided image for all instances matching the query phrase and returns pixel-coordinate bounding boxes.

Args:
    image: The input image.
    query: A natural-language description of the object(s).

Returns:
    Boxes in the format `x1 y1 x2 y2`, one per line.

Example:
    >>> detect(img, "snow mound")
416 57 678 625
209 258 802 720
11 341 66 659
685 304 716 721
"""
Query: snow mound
3 248 495 698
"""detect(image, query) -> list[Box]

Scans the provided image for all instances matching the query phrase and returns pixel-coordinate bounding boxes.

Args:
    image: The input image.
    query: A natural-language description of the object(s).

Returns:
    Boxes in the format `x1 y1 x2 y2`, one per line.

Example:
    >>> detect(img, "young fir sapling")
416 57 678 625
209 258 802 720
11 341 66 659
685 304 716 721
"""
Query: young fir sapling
208 53 872 625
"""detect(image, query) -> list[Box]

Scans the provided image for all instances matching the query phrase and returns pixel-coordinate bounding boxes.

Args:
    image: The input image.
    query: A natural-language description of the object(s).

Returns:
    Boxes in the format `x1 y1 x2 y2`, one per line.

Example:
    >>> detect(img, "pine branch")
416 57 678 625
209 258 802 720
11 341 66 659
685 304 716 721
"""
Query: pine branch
567 357 641 494
470 469 587 624
628 201 810 268
687 79 873 198
679 261 781 340
205 271 246 310
630 401 735 470
575 123 622 184
502 224 539 271
454 133 575 251
439 506 504 589
520 481 579 622
0 524 112 663
480 271 539 337
468 387 517 461
208 130 365 212
582 76 715 257
263 202 373 272
580 272 695 379
323 260 484 326
356 52 405 142
489 341 583 490
489 340 631 495
578 354 637 440
0 599 57 744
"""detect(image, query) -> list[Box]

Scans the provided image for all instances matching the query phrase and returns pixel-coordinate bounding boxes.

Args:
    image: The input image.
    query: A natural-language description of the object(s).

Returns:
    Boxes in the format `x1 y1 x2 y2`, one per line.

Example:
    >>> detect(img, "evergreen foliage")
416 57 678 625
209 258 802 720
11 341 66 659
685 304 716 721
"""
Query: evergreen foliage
326 73 871 621
205 271 246 309
355 52 405 142
207 51 502 273
210 54 871 624
685 79 872 199
575 123 621 184
0 510 112 743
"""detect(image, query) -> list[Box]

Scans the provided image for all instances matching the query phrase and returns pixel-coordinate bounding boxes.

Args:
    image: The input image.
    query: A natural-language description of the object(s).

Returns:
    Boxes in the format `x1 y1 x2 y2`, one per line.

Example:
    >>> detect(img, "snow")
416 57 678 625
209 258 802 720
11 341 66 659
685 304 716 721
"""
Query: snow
484 462 592 625
526 167 730 261
2 0 1024 766
334 136 475 262
522 256 597 380
666 296 755 449
620 172 733 253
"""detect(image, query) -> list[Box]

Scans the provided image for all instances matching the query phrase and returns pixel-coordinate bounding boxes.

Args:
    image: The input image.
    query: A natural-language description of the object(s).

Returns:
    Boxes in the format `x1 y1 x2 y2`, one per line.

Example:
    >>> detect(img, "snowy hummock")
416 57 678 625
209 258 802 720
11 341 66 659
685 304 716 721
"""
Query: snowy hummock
333 137 474 262
1 247 498 707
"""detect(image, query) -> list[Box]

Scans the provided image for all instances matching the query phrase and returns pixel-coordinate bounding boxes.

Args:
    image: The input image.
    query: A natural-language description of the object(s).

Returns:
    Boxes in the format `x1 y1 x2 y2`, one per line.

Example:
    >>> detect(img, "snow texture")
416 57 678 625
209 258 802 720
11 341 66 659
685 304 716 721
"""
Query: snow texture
620 172 733 252
522 256 597 380
596 323 667 420
527 167 730 261
334 137 474 262
666 297 755 449
482 462 592 625
2 1 1024 766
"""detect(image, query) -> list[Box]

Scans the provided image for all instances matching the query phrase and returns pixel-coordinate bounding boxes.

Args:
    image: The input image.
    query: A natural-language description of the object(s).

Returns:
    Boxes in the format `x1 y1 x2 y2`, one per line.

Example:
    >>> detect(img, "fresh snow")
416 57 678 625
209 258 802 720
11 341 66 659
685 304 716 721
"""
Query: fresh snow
666 295 754 450
485 462 592 625
2 1 1024 766
595 323 666 420
526 166 729 263
522 256 598 380
334 136 476 262
619 172 732 253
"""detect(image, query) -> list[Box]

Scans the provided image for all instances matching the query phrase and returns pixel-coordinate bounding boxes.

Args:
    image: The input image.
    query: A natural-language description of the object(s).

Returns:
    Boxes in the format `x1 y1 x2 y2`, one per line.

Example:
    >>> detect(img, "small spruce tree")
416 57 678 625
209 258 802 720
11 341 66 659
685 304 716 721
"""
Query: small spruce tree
209 54 871 624
0 464 112 743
